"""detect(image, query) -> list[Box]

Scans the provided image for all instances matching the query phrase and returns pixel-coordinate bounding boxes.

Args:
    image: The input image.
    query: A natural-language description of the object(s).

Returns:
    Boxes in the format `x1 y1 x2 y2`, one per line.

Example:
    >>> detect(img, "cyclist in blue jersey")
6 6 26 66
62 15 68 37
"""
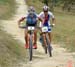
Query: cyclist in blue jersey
18 6 42 49
39 5 55 46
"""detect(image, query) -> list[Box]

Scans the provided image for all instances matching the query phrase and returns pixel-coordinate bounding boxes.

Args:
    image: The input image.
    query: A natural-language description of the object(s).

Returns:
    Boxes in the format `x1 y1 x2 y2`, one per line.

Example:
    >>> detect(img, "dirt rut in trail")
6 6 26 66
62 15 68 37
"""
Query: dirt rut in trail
1 0 75 67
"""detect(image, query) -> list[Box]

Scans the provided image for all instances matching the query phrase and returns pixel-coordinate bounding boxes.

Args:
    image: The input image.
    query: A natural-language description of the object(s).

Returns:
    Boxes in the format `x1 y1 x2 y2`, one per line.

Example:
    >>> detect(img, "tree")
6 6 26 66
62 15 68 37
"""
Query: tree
43 0 48 6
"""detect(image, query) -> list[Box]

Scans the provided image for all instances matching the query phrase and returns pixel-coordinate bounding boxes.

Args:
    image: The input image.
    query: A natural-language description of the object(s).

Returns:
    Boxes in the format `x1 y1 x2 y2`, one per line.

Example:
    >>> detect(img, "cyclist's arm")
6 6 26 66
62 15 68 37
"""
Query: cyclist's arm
18 17 26 26
38 12 44 23
38 17 43 22
49 12 55 26
52 17 55 25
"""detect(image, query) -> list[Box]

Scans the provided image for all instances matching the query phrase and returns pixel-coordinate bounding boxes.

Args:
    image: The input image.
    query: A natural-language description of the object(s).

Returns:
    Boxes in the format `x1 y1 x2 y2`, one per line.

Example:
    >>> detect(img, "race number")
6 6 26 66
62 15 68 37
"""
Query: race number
28 26 35 30
42 27 48 32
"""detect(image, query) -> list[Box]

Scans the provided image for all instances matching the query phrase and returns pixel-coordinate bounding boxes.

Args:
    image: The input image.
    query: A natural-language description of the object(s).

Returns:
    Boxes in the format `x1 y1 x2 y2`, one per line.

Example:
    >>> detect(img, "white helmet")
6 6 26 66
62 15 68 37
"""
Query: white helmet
43 5 49 12
28 6 35 14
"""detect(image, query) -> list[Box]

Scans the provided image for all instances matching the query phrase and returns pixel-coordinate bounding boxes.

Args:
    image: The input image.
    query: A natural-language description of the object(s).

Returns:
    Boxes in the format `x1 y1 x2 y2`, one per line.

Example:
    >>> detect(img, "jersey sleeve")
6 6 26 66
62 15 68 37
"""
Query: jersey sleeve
38 12 43 27
48 12 55 19
38 12 43 18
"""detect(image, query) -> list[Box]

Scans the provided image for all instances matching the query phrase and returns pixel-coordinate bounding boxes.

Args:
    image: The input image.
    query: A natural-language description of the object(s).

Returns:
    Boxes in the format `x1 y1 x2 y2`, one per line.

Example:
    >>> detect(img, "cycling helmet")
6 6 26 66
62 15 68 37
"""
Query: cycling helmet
43 5 49 12
28 6 35 14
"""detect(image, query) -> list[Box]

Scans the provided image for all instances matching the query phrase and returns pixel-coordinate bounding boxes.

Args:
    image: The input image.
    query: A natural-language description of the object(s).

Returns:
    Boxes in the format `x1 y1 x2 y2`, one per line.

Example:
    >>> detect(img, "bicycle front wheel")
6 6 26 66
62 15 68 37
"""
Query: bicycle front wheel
44 46 47 54
29 36 33 61
46 35 52 57
47 44 52 57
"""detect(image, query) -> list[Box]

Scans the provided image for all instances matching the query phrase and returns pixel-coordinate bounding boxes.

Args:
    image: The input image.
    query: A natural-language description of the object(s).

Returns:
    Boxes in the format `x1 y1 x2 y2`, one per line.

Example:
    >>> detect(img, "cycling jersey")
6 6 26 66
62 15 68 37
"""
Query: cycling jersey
39 11 54 27
26 13 38 26
39 11 54 32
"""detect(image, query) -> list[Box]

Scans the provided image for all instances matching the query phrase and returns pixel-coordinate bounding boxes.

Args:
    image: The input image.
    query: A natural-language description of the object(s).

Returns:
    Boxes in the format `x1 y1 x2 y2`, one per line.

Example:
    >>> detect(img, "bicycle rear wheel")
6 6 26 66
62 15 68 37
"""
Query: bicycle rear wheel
29 36 33 61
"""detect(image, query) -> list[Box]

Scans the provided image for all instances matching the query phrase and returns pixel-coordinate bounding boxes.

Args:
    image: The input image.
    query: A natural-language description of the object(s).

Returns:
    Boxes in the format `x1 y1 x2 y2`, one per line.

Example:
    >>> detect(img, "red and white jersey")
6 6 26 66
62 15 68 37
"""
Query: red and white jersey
38 11 54 27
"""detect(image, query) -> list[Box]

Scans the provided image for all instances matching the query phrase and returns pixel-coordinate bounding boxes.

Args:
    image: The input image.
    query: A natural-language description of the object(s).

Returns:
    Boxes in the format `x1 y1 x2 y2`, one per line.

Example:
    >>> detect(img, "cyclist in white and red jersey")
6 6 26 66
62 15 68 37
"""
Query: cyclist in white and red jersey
39 5 55 46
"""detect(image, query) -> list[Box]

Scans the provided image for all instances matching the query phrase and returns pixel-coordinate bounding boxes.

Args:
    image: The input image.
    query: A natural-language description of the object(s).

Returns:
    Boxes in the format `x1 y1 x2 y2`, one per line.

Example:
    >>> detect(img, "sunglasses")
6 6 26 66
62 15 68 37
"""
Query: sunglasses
44 11 48 12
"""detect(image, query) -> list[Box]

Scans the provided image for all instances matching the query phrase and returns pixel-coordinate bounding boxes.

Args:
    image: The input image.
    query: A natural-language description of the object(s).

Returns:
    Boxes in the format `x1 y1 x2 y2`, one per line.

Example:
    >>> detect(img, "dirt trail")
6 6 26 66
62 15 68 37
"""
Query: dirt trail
1 0 28 43
1 0 75 67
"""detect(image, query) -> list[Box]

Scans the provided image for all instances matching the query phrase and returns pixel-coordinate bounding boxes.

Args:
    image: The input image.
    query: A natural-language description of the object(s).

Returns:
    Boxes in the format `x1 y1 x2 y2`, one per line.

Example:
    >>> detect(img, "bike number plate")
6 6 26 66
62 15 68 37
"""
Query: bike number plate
28 26 35 30
42 27 48 32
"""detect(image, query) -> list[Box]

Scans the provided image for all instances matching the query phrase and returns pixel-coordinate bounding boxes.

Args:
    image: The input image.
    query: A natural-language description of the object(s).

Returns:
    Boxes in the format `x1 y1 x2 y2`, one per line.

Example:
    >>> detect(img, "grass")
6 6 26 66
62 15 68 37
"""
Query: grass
0 0 16 20
52 13 75 52
0 26 27 67
26 0 75 52
0 0 27 67
0 18 27 66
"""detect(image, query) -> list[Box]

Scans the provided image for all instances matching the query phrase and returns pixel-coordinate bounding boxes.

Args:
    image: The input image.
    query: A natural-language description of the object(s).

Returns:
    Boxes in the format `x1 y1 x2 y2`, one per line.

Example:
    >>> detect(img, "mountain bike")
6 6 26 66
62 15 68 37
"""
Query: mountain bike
19 26 36 61
40 25 53 57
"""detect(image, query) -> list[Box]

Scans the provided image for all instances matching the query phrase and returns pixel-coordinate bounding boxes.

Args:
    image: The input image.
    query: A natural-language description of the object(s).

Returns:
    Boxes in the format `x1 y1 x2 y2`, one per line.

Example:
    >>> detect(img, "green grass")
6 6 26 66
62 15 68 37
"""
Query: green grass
0 27 27 67
0 0 16 19
26 0 75 52
52 13 75 52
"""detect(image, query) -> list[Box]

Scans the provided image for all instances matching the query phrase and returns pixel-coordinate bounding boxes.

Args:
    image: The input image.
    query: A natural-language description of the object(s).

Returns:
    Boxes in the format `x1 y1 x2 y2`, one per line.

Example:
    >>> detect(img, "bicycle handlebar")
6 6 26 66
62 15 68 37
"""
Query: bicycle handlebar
19 24 55 29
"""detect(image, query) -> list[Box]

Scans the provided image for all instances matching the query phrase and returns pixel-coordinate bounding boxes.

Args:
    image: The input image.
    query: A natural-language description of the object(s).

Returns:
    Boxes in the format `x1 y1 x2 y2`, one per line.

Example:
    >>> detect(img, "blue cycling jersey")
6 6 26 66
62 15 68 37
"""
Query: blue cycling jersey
26 13 37 25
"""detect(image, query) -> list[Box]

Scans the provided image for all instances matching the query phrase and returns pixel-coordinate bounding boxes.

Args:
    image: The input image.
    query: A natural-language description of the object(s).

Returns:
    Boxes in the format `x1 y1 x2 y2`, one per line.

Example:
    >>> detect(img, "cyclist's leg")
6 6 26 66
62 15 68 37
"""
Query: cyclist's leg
48 26 52 43
48 31 53 50
42 33 47 46
33 28 37 49
34 28 37 44
39 30 43 43
25 29 29 48
48 32 51 43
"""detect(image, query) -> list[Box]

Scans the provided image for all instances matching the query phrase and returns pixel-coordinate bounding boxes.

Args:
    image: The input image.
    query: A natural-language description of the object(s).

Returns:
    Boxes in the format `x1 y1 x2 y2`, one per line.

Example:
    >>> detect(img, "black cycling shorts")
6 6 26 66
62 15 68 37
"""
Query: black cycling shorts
26 23 37 27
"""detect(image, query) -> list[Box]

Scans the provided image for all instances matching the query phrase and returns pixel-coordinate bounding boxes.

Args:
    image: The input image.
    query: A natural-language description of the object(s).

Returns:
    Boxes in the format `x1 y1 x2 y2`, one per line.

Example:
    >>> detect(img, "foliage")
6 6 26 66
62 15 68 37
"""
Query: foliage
42 0 75 12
